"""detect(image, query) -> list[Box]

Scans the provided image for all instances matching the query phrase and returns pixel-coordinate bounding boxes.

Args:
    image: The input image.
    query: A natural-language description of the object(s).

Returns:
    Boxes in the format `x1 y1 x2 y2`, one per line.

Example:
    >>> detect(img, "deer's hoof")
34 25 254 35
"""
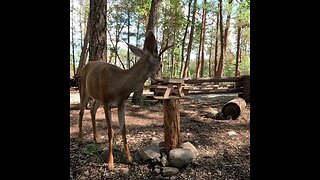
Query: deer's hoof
107 163 114 170
127 155 133 164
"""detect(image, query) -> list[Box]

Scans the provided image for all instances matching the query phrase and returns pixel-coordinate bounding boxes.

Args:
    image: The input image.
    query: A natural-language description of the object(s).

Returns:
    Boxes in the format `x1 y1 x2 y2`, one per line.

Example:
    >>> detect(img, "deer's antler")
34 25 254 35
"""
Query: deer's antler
159 39 174 58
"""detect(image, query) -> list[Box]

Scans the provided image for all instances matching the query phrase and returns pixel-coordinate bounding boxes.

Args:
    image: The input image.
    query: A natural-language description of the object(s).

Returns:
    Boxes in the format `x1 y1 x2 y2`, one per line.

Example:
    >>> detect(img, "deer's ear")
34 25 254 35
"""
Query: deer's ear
127 43 146 57
144 31 158 55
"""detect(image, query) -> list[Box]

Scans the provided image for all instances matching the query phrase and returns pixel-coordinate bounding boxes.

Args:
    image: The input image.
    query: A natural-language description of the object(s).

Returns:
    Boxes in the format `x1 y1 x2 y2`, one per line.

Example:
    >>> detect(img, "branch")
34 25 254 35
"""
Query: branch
159 39 174 58
107 29 126 69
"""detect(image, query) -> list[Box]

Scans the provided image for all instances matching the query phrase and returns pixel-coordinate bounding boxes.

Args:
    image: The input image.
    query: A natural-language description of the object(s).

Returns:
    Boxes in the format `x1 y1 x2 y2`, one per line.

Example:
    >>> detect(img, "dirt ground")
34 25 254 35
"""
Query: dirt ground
70 89 250 180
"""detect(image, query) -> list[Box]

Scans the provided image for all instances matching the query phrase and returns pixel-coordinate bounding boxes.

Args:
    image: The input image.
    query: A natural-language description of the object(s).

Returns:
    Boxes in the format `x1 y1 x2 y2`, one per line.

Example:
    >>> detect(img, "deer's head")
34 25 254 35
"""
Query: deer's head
127 31 172 80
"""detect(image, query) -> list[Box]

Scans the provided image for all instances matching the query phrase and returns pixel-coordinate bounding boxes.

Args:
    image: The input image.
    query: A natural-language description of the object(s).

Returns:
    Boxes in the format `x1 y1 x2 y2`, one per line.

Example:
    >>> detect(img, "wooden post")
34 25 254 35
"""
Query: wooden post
163 99 181 155
242 75 250 103
236 77 243 99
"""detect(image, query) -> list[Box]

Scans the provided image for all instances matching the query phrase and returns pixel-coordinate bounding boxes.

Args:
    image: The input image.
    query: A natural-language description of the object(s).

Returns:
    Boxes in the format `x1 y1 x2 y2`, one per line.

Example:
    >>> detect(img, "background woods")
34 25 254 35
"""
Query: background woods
70 1 250 178
70 0 250 81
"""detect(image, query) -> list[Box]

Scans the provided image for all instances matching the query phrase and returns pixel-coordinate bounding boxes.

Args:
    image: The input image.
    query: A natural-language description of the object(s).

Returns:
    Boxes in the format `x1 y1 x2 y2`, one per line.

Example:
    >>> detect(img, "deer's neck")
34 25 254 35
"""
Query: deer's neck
124 55 157 92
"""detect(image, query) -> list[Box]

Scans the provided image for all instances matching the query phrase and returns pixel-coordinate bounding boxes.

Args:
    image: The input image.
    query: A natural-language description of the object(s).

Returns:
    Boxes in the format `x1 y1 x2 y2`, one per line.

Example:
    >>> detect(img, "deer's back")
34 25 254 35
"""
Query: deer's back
81 61 126 102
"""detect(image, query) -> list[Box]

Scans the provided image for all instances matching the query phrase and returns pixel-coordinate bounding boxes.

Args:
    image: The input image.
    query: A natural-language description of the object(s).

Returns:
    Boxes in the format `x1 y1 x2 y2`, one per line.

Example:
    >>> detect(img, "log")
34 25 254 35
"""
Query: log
163 99 181 155
221 97 246 120
188 88 243 95
185 76 243 84
163 78 184 84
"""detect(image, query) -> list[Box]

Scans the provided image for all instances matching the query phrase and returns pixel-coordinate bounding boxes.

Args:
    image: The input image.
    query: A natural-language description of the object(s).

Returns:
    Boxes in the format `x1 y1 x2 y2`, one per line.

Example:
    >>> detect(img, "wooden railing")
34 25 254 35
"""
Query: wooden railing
149 75 250 103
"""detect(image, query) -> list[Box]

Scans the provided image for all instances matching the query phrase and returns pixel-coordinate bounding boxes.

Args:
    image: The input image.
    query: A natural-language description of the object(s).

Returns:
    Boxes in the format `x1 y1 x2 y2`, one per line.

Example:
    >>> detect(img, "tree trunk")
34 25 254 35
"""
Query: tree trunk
88 0 107 62
132 0 160 104
180 0 192 78
216 0 224 77
71 0 76 77
182 0 197 78
208 20 215 77
75 15 91 78
216 0 233 77
235 27 241 76
171 30 176 77
199 0 207 77
145 0 160 37
127 7 131 69
79 0 83 48
196 0 206 78
135 14 140 64
213 11 219 76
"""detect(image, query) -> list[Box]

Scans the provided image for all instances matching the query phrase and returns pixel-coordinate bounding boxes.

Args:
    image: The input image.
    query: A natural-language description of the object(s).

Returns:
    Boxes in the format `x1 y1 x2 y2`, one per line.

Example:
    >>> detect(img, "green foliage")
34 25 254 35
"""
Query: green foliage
82 143 99 156
240 54 250 75
81 143 105 162
70 0 250 78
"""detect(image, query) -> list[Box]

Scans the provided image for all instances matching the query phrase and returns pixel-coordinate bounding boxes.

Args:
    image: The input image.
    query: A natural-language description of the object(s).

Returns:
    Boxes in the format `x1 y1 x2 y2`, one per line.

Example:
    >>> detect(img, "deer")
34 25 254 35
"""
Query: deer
77 31 171 170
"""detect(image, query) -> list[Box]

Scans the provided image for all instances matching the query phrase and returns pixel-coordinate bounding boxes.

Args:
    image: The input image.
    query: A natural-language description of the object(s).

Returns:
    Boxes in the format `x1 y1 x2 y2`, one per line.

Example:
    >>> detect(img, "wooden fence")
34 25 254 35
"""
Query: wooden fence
149 75 250 103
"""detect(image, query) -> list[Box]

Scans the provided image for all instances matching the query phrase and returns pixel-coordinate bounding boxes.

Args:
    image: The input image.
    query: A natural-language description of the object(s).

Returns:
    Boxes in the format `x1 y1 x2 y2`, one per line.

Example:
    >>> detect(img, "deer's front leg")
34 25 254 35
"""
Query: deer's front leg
118 105 133 163
103 105 114 170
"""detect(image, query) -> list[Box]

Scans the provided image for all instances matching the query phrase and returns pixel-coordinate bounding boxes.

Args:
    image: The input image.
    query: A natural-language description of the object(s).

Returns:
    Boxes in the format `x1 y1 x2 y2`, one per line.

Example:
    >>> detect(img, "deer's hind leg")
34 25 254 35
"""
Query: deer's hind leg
103 105 114 170
78 91 90 143
90 100 102 143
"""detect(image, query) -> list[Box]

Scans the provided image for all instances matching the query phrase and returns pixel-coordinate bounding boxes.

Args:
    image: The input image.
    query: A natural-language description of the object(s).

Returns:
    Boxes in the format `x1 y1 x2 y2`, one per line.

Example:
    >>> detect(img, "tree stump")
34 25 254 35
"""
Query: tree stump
163 99 181 155
221 97 246 120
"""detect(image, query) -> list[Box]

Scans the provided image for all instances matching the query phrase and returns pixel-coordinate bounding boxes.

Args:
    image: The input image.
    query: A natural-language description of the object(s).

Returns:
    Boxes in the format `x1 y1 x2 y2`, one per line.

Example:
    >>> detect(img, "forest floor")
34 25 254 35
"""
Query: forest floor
70 89 250 180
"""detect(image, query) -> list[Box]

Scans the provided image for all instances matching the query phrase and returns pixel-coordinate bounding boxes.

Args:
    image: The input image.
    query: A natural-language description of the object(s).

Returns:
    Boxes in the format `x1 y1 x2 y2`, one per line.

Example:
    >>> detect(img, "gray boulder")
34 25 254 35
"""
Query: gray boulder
169 148 194 168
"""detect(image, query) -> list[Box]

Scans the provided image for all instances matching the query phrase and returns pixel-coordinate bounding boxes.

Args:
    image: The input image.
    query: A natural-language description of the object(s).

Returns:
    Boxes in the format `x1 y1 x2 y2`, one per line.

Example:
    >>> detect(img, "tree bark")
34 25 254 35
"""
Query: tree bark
208 20 215 77
71 0 76 77
199 0 207 78
127 7 131 69
170 30 176 77
216 0 233 77
79 0 83 48
213 11 220 76
135 14 140 64
216 0 224 77
132 0 160 104
75 14 91 78
235 27 241 76
180 0 192 78
182 0 197 78
88 0 107 62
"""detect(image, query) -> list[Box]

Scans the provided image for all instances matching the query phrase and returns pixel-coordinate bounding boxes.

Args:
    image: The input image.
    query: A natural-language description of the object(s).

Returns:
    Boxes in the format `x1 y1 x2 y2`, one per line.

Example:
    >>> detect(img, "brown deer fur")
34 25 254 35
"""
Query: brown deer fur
78 31 160 169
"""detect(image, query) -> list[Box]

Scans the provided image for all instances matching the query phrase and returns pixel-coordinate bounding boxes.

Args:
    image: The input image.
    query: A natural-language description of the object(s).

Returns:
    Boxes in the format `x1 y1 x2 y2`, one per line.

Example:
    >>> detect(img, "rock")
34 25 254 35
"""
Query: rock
150 137 160 145
119 167 129 174
154 156 161 163
162 167 179 176
210 108 219 115
169 148 195 168
227 131 237 136
159 141 165 147
84 170 89 176
138 144 161 161
161 154 169 167
181 142 199 159
155 168 161 174
170 176 177 180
